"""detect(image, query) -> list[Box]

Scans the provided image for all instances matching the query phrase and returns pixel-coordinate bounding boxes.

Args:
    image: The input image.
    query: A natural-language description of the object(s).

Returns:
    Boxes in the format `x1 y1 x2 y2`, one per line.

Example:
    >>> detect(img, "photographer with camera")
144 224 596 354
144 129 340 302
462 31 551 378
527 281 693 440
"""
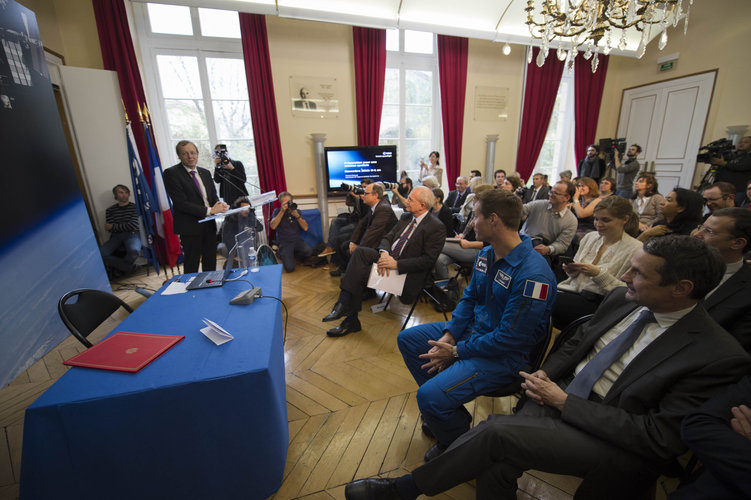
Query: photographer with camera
212 144 248 204
270 192 312 272
712 136 751 198
614 143 641 198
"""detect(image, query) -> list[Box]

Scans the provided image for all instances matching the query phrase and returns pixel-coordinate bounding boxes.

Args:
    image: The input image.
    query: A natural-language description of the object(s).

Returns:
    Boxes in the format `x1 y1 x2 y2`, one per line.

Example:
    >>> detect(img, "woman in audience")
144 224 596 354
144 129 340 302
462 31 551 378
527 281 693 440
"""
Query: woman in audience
418 151 443 187
502 175 522 192
570 177 602 237
559 170 573 182
637 187 704 241
631 173 664 232
391 176 413 208
434 206 483 280
431 188 456 238
599 177 616 198
552 196 642 329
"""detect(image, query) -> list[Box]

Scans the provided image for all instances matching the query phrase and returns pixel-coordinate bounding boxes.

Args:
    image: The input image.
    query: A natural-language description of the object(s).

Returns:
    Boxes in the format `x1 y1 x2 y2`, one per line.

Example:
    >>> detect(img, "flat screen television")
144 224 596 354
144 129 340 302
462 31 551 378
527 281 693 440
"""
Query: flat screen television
324 145 398 193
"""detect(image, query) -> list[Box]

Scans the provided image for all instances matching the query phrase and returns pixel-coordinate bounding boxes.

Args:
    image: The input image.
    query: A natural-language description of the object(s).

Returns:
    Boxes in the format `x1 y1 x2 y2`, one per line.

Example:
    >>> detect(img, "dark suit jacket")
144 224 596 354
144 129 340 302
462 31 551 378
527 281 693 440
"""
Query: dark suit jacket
542 287 750 463
350 198 397 248
378 212 446 303
522 185 550 203
163 164 220 236
445 188 471 213
703 263 751 352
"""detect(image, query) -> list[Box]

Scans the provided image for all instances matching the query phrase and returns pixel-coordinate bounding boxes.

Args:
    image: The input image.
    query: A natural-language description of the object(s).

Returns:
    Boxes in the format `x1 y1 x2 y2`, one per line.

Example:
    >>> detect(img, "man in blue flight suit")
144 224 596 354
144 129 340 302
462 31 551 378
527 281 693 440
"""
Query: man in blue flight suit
397 188 557 462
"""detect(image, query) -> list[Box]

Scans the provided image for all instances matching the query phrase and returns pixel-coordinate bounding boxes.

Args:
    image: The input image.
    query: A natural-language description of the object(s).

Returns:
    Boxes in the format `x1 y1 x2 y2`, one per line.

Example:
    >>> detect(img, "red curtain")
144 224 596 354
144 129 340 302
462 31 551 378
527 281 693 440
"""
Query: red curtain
574 56 610 166
353 27 386 146
239 13 287 199
437 35 468 184
515 48 565 181
92 0 150 179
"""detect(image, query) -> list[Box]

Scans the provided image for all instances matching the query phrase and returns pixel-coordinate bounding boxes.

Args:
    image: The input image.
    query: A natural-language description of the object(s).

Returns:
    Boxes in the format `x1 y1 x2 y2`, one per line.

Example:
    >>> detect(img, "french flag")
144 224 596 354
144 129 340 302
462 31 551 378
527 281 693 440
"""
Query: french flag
523 280 549 300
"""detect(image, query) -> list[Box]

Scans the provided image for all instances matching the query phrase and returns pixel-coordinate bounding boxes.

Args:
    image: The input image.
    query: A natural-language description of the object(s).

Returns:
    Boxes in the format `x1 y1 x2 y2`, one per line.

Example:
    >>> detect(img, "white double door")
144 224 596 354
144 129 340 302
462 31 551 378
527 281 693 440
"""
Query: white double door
617 71 716 191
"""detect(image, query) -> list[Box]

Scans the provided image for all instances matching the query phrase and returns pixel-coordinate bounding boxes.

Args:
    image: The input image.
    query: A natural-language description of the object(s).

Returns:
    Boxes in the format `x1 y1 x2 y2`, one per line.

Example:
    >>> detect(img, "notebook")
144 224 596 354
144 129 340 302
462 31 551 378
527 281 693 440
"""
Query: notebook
186 244 237 290
63 331 184 373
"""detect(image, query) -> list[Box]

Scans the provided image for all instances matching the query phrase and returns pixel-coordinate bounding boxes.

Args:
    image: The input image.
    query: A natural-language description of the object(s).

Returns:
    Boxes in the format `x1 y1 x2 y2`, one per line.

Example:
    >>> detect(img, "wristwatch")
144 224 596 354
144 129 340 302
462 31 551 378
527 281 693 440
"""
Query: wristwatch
452 345 459 359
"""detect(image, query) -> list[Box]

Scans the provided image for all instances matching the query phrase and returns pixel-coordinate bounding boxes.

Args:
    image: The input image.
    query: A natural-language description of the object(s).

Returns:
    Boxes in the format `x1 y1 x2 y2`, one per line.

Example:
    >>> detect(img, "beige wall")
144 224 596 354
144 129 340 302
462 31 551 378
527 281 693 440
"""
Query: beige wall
20 0 750 194
461 39 526 182
596 0 751 145
18 0 102 69
266 17 357 196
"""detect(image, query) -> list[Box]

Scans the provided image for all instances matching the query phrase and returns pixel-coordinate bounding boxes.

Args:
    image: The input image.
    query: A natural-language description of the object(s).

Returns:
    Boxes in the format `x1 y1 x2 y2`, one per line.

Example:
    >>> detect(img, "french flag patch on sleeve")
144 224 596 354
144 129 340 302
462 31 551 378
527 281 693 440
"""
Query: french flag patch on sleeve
523 280 549 300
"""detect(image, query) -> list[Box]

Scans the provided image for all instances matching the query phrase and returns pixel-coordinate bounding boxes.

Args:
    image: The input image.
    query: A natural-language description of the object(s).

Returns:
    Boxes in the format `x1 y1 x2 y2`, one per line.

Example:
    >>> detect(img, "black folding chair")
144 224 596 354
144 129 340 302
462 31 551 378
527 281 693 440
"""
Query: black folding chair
58 289 133 348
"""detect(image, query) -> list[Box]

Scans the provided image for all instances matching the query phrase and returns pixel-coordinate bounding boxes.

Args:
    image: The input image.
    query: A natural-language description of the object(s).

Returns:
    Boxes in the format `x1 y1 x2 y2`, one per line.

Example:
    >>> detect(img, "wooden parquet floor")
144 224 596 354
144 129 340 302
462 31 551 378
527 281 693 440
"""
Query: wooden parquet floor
0 261 584 500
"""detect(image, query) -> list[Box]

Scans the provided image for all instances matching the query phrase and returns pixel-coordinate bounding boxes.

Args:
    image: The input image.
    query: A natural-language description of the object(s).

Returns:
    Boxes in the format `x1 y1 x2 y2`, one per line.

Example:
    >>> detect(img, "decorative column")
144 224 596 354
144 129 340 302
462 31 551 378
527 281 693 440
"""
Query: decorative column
311 133 329 240
485 134 499 182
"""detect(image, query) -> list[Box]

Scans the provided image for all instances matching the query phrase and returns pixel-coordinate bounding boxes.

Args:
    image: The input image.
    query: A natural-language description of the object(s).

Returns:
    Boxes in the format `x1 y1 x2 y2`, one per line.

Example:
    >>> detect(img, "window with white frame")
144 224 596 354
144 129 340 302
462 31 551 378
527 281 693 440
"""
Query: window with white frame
134 3 259 196
379 29 442 185
533 68 576 184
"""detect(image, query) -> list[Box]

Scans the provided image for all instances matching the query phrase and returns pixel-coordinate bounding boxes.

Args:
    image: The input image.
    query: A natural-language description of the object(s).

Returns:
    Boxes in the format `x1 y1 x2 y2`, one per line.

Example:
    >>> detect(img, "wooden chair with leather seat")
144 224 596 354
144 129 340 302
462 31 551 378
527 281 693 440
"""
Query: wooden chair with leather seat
58 289 134 348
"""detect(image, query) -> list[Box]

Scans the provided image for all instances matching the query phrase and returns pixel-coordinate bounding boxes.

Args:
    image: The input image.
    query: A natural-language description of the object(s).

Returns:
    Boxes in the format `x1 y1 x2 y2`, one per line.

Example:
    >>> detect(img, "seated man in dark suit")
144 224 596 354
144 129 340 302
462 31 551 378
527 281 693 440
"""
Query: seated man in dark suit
444 176 471 213
399 189 556 462
322 186 445 337
693 207 751 351
521 172 550 203
345 235 751 500
669 375 751 500
164 140 229 273
330 182 398 276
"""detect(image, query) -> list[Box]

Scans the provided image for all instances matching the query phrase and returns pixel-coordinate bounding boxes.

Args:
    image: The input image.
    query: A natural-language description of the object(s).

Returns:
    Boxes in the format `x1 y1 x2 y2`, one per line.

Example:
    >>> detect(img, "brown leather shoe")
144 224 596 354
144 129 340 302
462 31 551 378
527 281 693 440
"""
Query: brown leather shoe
318 246 335 257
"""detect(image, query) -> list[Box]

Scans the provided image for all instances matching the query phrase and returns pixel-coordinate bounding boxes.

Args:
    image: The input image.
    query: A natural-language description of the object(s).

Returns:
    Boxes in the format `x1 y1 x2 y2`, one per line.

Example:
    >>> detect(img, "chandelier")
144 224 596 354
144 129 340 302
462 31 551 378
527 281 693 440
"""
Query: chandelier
524 0 693 72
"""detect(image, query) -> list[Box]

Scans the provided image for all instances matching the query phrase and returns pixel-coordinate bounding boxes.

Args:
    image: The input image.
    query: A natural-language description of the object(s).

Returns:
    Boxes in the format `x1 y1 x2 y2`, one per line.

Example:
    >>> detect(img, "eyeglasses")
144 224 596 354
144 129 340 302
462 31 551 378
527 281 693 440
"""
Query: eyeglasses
576 184 585 188
696 224 730 237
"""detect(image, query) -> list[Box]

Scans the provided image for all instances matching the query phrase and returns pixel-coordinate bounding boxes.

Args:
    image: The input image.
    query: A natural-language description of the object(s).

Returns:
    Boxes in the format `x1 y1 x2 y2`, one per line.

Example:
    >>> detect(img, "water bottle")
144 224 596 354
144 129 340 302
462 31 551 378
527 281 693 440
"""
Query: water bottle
247 246 259 272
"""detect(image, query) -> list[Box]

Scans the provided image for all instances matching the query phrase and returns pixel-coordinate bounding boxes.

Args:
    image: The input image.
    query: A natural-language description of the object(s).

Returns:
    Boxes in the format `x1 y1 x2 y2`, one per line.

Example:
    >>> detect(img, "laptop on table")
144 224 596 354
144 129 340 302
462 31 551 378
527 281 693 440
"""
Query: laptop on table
186 245 238 290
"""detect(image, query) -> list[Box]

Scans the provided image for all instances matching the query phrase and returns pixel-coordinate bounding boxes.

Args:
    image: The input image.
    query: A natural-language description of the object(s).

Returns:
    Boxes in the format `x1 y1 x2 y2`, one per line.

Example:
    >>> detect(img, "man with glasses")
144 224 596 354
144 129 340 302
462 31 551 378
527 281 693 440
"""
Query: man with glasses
520 180 577 258
702 182 736 219
694 207 751 351
322 186 445 337
329 183 398 277
445 176 471 213
164 140 229 273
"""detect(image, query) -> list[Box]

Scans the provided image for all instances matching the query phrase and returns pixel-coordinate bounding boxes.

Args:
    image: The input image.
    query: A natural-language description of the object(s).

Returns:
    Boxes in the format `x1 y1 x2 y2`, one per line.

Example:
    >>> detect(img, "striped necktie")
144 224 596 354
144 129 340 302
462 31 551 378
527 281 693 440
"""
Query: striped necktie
390 219 417 258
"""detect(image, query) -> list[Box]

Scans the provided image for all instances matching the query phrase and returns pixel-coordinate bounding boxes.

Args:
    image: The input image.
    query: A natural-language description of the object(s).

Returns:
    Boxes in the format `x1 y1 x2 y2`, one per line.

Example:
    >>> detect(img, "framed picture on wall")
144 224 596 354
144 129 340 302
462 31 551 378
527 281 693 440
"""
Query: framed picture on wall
289 76 338 118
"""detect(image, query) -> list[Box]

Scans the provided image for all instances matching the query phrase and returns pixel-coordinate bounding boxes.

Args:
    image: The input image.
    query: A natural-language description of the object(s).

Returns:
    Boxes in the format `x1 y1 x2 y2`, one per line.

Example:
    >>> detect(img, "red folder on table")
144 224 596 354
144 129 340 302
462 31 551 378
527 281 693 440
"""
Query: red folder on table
63 331 184 373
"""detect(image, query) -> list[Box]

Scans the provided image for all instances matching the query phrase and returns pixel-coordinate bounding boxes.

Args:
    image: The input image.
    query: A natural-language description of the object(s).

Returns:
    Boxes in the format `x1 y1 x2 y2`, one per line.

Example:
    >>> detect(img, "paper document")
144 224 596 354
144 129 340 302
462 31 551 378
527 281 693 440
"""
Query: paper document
367 263 406 296
201 318 234 345
162 277 192 295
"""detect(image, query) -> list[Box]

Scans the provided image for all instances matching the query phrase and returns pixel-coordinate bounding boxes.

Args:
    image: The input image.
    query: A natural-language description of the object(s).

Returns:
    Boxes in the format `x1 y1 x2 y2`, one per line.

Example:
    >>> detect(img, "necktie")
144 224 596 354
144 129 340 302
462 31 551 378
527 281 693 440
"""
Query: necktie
453 192 462 208
390 219 417 258
565 309 656 399
190 170 202 193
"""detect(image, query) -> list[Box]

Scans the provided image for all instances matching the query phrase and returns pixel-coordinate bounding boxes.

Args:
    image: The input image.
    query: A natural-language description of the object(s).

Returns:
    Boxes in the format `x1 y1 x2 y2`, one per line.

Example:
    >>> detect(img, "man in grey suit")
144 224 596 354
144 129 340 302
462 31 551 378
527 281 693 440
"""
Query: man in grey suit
344 235 751 500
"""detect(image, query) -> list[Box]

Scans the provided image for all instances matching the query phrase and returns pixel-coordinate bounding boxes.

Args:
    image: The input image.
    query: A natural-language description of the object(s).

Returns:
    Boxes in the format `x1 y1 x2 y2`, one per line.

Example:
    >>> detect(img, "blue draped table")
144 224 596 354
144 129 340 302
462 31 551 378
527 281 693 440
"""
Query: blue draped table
21 265 287 500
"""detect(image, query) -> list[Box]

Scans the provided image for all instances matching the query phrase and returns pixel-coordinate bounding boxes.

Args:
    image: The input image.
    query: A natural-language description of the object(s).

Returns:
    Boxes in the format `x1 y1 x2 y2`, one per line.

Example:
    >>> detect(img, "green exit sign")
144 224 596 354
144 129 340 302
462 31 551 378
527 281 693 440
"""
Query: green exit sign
659 61 675 71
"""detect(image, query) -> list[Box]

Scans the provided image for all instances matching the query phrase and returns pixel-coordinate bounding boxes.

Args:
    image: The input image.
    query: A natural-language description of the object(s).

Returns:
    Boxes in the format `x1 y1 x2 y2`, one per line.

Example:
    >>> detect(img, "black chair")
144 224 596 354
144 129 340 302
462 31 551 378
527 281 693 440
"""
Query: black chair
58 289 134 348
382 286 449 331
481 313 594 405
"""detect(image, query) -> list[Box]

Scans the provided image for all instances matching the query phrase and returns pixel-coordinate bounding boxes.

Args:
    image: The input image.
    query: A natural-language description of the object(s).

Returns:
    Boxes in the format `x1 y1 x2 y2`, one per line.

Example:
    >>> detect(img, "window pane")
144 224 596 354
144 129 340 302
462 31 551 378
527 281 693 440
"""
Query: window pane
405 105 431 139
404 30 433 54
206 58 247 99
405 69 432 105
213 100 252 139
198 8 240 38
386 29 399 51
157 55 202 99
164 99 209 140
383 68 399 104
404 139 430 177
148 4 192 35
379 105 399 139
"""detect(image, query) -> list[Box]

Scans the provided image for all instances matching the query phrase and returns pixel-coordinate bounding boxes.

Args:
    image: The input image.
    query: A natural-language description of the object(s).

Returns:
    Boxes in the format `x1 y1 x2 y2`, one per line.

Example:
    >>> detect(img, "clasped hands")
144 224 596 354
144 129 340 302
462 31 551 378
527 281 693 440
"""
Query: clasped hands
376 252 398 276
419 332 456 374
209 201 229 215
520 370 568 411
562 262 600 276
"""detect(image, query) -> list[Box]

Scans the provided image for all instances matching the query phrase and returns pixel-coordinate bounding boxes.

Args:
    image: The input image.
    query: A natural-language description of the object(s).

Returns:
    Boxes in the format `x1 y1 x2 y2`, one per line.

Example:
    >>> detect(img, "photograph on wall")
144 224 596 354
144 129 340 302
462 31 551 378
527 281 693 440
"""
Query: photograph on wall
289 76 338 118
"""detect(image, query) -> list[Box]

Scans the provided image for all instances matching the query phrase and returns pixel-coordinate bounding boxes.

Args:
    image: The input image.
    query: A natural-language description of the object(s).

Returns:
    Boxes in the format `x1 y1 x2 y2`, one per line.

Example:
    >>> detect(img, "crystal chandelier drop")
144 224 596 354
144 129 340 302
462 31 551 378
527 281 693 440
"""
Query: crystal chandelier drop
524 0 693 72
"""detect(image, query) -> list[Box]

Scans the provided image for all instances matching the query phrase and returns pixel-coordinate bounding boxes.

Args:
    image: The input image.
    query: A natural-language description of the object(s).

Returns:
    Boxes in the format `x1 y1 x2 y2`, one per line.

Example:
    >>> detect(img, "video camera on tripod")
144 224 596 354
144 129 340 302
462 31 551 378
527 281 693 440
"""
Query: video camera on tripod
697 138 735 164
598 137 627 162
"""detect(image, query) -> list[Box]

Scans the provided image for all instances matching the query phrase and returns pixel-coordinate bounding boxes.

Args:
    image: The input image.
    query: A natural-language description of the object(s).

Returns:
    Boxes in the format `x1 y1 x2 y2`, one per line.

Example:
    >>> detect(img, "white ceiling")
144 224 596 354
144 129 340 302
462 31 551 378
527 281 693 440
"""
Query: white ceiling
132 0 684 58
